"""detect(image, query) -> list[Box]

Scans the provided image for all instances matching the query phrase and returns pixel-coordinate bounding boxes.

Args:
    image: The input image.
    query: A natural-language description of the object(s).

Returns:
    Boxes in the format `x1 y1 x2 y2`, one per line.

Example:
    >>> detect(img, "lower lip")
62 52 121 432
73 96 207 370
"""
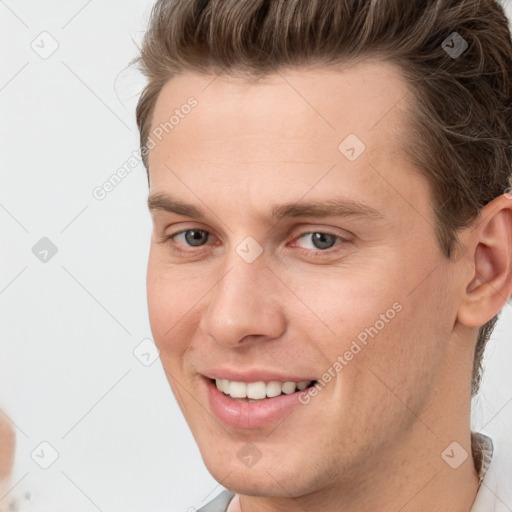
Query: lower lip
204 377 310 429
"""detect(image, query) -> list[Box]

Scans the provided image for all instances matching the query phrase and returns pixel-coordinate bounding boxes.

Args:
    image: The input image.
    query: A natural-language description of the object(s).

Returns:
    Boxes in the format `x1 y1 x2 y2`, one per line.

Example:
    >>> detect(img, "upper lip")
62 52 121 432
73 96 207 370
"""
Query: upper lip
202 368 317 383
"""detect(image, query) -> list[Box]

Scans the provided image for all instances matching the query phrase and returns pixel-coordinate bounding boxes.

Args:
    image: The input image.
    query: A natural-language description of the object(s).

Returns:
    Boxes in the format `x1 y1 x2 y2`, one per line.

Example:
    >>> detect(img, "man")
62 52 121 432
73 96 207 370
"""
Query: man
134 0 512 510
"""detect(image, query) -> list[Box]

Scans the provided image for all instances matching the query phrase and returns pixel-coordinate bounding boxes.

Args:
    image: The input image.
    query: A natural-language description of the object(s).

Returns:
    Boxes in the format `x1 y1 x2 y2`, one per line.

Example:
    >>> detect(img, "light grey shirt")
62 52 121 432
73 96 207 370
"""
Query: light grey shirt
197 490 235 511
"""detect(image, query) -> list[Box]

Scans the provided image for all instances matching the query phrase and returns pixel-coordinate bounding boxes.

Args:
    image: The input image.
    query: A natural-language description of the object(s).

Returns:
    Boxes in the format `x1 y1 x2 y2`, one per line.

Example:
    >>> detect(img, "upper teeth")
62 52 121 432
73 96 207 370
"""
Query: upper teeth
215 379 312 400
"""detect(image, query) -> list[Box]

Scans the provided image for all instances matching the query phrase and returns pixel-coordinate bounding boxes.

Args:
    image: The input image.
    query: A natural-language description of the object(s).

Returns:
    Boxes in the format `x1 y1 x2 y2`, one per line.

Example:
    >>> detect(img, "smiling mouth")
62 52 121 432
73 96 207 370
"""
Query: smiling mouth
211 378 318 402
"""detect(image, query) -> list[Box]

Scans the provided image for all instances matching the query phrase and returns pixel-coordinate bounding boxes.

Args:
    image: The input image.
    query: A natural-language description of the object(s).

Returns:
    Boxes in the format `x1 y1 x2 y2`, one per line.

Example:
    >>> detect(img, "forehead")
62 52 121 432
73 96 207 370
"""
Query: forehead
151 60 410 139
146 60 426 220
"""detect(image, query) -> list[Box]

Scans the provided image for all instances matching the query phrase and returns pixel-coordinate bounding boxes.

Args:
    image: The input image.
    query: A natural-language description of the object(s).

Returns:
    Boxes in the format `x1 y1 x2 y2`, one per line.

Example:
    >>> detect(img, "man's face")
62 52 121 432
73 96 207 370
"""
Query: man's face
146 61 464 497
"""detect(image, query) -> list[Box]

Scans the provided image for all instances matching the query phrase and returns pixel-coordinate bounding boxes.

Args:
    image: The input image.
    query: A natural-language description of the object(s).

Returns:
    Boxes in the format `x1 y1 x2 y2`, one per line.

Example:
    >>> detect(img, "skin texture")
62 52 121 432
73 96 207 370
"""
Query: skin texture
145 60 512 512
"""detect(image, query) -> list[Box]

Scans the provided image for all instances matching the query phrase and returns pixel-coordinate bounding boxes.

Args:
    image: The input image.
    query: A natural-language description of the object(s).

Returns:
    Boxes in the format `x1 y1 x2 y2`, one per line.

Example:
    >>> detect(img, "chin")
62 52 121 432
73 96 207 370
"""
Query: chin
201 446 316 498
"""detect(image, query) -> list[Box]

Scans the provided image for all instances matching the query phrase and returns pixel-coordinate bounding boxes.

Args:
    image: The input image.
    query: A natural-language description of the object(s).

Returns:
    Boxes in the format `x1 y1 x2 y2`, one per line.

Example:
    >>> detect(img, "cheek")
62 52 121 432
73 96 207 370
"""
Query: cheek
146 272 175 343
146 257 195 348
293 260 438 386
279 264 400 345
349 270 454 415
146 253 216 365
146 263 203 410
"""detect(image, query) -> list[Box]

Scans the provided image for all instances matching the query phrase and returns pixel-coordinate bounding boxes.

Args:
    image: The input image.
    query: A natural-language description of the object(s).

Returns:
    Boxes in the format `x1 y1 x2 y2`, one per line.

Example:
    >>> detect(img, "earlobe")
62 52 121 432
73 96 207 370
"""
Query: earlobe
457 194 512 327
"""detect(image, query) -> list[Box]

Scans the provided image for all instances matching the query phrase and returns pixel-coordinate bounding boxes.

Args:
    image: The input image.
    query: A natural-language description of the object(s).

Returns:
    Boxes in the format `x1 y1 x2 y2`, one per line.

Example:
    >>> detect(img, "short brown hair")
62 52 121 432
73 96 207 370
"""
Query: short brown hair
133 0 512 396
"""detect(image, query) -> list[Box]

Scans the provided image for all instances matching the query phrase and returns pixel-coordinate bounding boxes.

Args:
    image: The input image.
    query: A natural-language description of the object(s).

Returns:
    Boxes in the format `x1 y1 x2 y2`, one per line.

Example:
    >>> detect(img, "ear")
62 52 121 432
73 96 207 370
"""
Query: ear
457 193 512 327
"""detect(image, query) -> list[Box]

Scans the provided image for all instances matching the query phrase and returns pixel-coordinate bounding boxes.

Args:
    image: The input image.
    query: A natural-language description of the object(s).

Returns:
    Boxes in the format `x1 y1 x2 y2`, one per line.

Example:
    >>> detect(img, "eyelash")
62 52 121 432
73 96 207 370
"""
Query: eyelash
159 228 348 259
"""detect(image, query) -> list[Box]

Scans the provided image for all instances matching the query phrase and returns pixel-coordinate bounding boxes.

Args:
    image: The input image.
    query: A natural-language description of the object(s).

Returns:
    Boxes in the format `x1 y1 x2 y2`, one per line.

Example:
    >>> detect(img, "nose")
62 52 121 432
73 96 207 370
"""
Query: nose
199 252 287 348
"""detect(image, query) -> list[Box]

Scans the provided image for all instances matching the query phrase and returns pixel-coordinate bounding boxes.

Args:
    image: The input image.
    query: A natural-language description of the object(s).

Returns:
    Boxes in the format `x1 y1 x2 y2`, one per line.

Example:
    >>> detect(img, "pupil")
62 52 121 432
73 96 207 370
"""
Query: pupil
185 230 208 246
312 232 335 250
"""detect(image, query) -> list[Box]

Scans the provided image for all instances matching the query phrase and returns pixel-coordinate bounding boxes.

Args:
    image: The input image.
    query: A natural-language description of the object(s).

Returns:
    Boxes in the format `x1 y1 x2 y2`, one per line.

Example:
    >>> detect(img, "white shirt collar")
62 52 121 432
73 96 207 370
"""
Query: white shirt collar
470 432 512 511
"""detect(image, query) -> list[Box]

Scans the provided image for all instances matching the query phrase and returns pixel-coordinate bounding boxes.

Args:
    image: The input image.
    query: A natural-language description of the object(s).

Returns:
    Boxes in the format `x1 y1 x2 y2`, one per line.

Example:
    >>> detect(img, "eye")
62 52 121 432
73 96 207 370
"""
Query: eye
295 231 342 251
160 227 348 259
171 229 210 247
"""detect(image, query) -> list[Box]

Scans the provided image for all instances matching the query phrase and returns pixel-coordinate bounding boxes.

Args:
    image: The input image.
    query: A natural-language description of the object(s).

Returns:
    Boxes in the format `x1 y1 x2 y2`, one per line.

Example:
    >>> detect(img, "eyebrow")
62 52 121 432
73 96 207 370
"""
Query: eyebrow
147 192 384 222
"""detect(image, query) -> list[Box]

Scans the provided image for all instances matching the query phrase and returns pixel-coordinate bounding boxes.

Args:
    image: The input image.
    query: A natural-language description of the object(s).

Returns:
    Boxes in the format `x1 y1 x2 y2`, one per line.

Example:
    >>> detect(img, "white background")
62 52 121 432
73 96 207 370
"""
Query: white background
1 1 511 511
